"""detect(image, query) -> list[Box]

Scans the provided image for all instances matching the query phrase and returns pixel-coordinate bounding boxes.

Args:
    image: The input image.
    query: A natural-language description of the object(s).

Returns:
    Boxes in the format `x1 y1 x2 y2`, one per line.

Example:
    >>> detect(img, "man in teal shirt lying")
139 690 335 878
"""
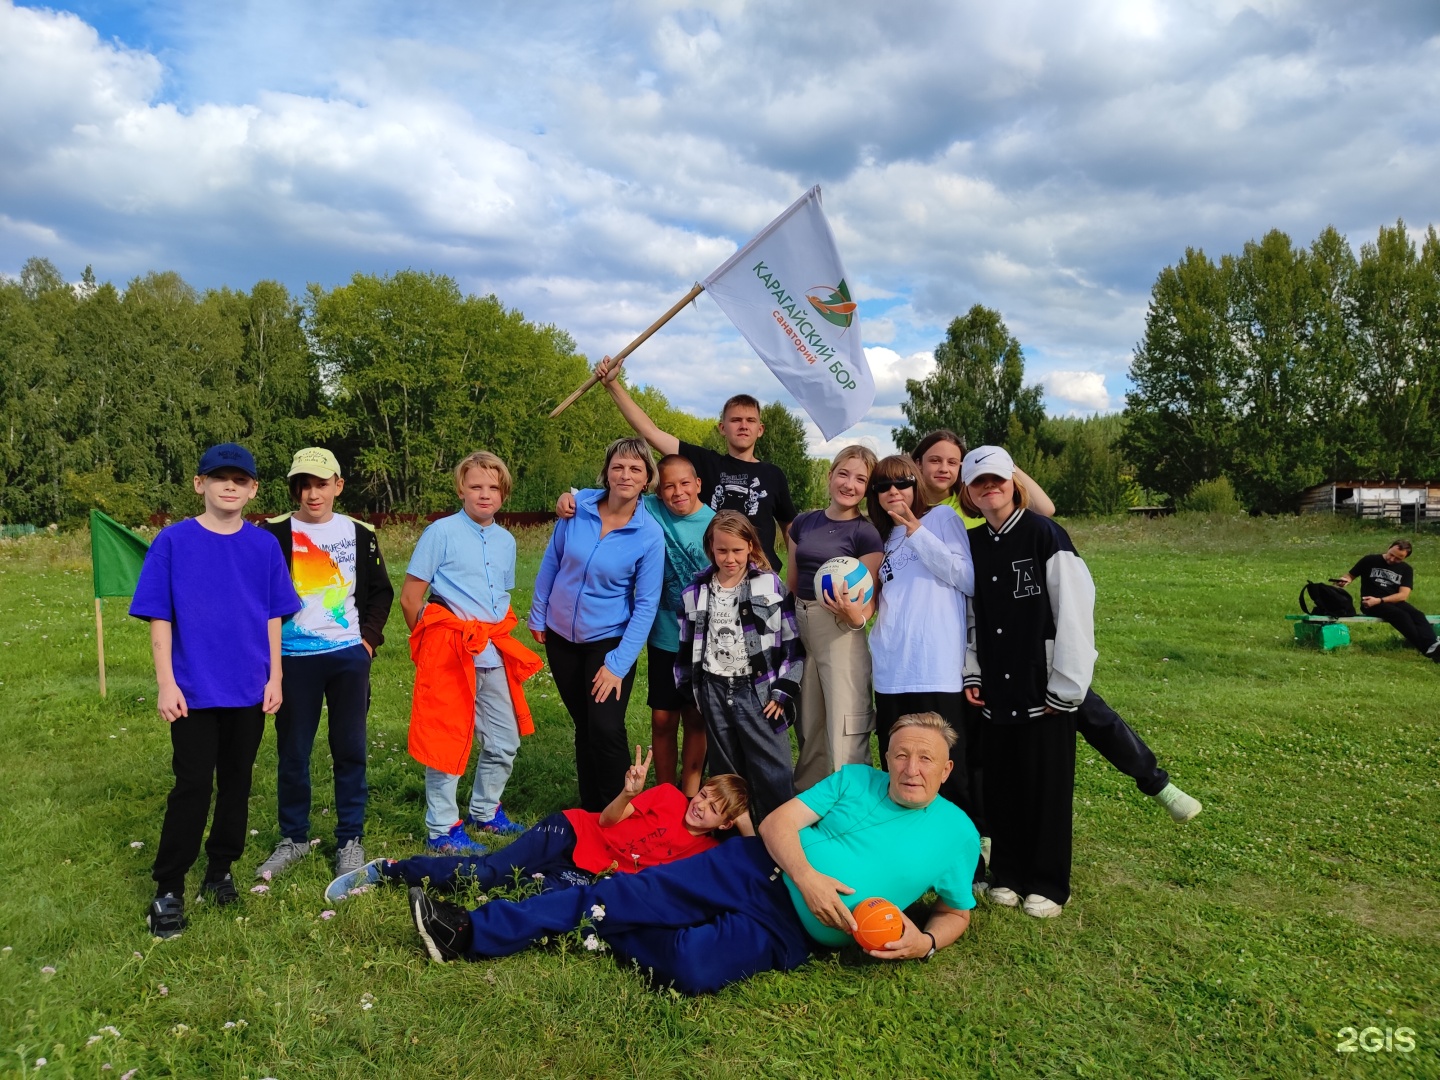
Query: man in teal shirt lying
404 712 981 993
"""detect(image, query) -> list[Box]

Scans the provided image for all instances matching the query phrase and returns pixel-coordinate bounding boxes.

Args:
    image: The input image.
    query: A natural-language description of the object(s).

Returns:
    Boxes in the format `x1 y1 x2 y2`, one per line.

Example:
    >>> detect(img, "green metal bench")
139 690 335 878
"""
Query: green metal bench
1286 613 1440 650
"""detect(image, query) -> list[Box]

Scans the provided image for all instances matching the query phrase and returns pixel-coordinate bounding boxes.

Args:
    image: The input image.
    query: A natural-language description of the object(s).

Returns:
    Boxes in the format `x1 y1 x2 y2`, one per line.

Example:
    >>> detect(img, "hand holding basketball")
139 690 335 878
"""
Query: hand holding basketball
857 903 933 961
851 897 904 950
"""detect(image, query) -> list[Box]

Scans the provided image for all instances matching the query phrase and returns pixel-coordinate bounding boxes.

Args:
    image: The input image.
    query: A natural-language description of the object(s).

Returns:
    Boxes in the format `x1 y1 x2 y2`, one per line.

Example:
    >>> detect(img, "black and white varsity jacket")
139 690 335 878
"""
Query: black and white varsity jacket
962 507 1097 721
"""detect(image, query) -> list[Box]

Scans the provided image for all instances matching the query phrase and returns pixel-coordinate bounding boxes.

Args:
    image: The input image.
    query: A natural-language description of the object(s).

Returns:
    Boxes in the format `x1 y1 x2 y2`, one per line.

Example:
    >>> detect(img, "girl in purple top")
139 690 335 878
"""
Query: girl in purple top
786 445 883 790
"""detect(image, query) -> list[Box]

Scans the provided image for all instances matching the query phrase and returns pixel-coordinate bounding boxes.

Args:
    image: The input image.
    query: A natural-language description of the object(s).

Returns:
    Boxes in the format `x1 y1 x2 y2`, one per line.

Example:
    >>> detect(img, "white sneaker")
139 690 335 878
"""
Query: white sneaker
988 886 1021 907
1153 782 1203 824
1023 894 1064 918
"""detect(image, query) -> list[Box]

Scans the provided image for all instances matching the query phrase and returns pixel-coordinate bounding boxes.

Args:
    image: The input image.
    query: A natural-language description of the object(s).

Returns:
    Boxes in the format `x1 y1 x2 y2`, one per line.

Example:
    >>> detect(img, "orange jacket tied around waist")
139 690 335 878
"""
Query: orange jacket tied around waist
407 603 543 775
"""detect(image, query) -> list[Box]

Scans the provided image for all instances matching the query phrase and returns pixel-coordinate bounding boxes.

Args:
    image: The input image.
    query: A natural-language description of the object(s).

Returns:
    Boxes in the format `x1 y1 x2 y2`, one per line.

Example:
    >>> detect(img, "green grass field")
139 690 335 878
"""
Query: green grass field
2 513 1437 1079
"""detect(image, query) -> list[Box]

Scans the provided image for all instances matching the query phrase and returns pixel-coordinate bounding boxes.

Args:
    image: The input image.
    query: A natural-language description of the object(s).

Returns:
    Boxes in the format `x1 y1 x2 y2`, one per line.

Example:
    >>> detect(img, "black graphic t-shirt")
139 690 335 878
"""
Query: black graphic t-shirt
1348 554 1413 599
679 441 796 570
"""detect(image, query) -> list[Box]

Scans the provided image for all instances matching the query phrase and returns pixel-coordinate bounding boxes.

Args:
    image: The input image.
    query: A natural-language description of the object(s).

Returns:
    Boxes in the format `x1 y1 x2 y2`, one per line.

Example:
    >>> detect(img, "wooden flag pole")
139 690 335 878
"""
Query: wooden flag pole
95 597 108 699
550 283 705 418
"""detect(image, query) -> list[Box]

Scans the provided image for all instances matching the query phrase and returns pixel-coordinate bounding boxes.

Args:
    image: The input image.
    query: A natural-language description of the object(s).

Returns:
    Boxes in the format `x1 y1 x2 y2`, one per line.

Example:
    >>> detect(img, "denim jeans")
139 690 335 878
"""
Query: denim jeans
275 643 371 843
424 665 519 836
698 673 795 824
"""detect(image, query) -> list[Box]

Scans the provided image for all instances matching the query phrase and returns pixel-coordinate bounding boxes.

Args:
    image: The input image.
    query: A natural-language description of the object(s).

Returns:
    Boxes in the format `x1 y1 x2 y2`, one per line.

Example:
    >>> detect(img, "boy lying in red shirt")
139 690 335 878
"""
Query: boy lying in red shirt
326 747 749 901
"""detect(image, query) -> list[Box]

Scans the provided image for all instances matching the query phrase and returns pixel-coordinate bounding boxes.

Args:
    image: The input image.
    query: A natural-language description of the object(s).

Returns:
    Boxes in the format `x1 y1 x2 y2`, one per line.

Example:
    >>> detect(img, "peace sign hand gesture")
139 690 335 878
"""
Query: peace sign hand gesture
622 745 653 797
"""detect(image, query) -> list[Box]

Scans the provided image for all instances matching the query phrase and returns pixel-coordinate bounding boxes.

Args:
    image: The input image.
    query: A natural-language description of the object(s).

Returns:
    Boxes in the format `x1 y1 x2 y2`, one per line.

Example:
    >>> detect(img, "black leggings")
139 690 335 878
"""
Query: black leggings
545 631 637 812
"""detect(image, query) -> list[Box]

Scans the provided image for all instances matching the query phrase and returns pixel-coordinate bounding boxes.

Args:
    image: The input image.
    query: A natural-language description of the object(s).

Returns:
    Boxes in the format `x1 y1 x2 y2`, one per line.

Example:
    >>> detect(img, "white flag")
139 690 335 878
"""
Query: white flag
702 186 874 440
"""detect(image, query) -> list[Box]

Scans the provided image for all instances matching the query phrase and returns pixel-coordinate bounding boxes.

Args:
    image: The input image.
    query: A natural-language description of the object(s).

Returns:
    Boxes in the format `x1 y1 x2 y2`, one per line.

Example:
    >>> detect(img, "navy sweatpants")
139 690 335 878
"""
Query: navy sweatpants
464 836 814 995
383 813 591 892
1076 690 1169 797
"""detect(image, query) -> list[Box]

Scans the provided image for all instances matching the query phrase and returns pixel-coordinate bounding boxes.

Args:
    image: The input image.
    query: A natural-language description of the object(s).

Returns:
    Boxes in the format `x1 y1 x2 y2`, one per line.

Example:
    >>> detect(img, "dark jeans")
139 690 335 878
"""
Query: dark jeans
987 713 1076 906
465 836 813 995
545 631 637 812
699 673 795 824
152 705 265 896
275 643 371 843
1370 600 1438 654
384 813 590 892
1076 690 1169 797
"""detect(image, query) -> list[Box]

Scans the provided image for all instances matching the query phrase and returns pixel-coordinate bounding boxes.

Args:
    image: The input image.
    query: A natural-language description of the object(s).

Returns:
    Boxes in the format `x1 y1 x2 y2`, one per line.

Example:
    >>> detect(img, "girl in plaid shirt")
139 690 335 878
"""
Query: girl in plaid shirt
674 512 804 822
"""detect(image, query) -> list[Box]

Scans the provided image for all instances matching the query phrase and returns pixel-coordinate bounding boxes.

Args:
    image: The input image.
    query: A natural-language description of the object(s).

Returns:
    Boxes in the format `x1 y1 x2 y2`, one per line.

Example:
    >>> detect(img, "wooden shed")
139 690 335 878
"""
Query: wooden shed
1297 481 1440 525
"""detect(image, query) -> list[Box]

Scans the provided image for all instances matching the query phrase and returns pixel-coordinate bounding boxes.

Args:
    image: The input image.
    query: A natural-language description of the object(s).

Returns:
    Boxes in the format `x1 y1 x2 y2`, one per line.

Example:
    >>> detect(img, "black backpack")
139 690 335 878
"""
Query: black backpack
1299 581 1355 618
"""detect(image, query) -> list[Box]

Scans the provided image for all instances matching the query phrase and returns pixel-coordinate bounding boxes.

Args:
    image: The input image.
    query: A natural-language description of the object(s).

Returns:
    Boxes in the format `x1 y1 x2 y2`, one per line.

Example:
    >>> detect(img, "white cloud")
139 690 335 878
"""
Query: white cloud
1 0 1438 461
1045 371 1110 413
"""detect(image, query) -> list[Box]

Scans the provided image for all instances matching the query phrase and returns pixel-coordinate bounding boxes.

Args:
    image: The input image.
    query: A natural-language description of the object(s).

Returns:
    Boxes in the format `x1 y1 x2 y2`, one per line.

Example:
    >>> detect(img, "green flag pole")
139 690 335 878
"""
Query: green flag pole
90 509 151 699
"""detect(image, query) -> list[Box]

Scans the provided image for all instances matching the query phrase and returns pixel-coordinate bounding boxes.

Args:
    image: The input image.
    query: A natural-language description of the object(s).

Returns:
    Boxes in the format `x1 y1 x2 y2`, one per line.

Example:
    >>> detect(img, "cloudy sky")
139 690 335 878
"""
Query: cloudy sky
3 1 1438 456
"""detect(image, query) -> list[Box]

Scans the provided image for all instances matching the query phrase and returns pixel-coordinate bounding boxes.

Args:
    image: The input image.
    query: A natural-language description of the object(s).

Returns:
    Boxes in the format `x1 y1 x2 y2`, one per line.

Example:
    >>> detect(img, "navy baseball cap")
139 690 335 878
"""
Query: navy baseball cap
197 443 258 479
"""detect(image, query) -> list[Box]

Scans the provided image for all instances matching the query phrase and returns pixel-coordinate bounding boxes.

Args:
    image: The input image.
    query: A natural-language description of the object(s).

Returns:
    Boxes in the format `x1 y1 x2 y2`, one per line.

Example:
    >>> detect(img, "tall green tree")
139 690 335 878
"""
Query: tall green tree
1121 248 1236 503
895 304 1044 454
309 269 630 512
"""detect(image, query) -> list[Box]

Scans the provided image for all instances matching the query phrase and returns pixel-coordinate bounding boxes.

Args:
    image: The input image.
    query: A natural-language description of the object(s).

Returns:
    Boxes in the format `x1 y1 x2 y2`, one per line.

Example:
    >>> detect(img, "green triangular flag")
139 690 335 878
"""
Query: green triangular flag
90 509 150 598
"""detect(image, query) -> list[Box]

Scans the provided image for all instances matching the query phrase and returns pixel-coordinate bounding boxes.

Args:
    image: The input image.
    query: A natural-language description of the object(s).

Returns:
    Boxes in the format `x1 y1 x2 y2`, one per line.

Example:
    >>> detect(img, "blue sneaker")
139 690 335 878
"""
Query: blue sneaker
324 858 390 903
426 822 486 856
466 805 525 835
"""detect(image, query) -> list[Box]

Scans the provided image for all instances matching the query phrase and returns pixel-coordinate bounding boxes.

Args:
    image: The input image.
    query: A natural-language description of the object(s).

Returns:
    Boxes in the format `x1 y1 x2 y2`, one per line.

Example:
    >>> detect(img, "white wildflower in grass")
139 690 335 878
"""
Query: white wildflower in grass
40 965 56 974
102 1064 112 1071
347 885 373 896
88 1035 104 1047
35 1058 46 1067
250 829 258 836
120 1069 138 1079
360 991 376 1011
132 951 141 959
309 838 322 846
250 885 269 894
583 936 607 951
590 904 605 921
2 946 10 952
170 1023 189 1036
531 873 545 880
157 984 168 996
129 841 144 849
261 870 273 882
320 910 336 920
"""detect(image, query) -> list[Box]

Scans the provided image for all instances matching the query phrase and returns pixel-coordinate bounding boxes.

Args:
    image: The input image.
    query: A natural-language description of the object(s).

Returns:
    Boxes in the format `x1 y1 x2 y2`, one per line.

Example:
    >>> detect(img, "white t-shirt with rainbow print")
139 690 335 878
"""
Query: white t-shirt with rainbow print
281 515 362 655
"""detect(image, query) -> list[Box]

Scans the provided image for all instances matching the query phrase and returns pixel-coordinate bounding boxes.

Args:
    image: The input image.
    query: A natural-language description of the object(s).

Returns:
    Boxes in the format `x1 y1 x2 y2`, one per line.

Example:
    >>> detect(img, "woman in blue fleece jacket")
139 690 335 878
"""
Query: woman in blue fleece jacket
529 437 665 811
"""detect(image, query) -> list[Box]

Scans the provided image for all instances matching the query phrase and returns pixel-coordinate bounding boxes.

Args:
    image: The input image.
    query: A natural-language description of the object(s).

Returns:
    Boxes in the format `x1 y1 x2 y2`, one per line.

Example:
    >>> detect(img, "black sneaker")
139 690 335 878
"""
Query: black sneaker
201 873 239 906
147 893 187 939
409 887 472 962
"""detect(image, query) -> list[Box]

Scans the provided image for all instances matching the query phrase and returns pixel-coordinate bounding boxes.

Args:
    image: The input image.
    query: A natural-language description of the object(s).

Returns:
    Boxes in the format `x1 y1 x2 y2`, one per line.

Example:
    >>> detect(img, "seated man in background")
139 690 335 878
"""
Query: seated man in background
1338 539 1439 660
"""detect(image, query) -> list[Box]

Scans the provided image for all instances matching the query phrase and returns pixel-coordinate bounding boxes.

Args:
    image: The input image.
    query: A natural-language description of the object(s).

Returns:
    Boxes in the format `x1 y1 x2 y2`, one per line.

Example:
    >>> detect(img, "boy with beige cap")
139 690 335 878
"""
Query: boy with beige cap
259 448 395 879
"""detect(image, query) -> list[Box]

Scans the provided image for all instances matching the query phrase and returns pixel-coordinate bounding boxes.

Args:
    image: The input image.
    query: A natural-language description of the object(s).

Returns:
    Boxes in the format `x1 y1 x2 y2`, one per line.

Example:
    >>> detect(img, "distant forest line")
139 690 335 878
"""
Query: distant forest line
3 217 1436 526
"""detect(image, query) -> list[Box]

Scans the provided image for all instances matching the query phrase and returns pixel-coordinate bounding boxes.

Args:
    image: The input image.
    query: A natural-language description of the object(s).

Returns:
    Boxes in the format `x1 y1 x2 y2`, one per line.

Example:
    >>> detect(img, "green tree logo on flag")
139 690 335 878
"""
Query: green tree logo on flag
806 280 857 330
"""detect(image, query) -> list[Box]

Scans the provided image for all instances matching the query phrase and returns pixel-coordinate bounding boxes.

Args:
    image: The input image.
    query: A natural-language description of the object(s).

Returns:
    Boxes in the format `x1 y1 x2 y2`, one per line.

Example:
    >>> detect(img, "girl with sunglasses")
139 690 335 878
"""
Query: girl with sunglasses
864 456 981 847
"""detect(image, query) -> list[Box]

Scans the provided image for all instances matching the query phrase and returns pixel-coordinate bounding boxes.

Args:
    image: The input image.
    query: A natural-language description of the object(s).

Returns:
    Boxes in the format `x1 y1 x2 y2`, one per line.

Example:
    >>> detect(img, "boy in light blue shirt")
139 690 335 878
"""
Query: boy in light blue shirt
400 452 523 852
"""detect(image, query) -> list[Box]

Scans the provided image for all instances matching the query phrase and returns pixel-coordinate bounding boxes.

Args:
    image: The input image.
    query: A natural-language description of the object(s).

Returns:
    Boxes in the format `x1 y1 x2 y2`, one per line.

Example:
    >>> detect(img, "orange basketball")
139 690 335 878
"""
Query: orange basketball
851 896 904 950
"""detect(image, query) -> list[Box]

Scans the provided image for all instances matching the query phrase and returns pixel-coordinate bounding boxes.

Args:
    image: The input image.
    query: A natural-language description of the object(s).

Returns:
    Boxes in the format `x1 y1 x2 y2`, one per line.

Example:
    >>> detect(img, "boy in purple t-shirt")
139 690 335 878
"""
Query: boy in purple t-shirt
129 443 302 938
